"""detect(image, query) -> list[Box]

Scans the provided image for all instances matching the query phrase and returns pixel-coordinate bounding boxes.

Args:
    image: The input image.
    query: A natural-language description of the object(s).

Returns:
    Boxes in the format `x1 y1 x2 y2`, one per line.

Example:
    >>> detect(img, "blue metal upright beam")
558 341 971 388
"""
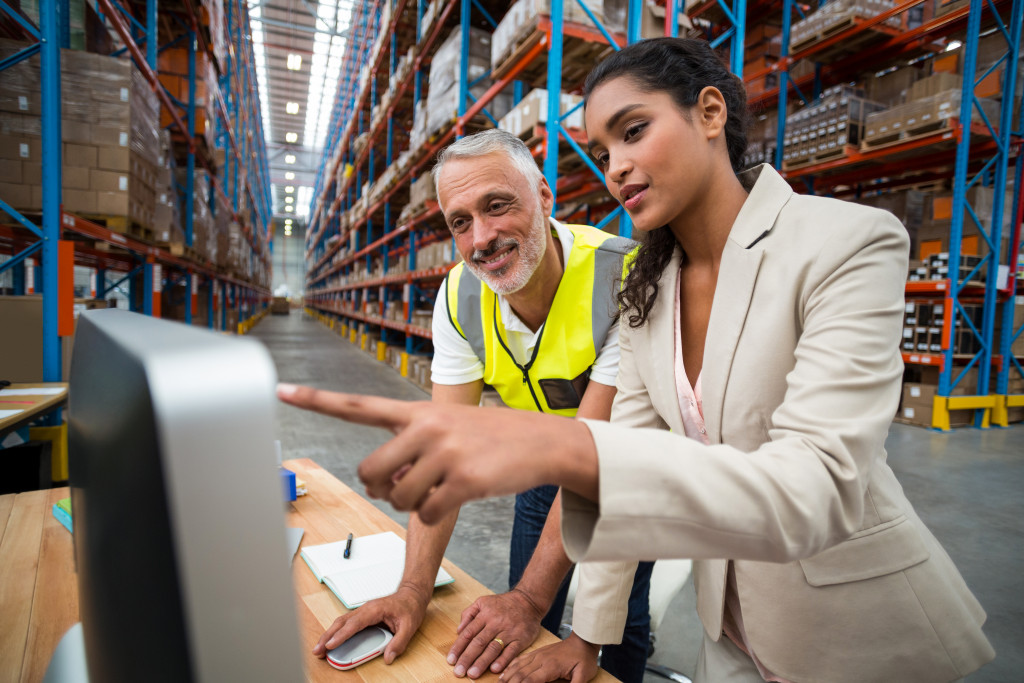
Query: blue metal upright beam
543 0 564 194
146 0 157 69
186 29 196 247
40 0 62 381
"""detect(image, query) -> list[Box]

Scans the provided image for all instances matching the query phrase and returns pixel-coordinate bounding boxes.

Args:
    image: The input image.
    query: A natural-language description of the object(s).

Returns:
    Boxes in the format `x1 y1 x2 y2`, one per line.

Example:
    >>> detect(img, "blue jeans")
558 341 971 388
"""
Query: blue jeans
509 485 653 683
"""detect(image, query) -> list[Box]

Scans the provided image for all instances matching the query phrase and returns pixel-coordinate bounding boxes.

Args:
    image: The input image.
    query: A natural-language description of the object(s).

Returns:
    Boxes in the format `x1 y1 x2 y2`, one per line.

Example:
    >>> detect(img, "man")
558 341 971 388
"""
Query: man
311 129 652 682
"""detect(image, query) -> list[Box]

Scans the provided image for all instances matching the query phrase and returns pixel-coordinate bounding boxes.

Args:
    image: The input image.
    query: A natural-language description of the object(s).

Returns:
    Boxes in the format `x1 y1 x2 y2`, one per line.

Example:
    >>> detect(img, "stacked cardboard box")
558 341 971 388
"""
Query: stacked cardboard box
157 46 217 148
179 167 216 262
407 354 433 393
789 0 899 51
0 42 161 230
497 89 584 139
993 295 1024 358
916 182 1013 260
490 0 605 73
153 130 183 245
426 27 512 137
782 85 885 167
901 298 984 355
742 110 779 169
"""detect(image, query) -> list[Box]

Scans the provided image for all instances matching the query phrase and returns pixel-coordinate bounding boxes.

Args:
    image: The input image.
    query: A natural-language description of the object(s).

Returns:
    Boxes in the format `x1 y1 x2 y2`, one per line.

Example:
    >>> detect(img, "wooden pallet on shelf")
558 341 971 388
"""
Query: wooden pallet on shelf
790 15 901 61
782 144 858 172
861 117 958 151
75 213 156 243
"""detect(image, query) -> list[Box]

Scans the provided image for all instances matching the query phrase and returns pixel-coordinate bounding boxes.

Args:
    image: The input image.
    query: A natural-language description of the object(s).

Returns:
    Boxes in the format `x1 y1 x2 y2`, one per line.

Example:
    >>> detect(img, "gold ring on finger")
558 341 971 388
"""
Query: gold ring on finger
493 637 505 648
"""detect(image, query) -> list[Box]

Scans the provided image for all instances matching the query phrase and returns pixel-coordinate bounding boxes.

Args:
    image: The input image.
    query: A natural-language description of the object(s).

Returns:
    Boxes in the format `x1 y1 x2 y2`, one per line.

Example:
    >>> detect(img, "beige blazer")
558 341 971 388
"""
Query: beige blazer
561 165 995 682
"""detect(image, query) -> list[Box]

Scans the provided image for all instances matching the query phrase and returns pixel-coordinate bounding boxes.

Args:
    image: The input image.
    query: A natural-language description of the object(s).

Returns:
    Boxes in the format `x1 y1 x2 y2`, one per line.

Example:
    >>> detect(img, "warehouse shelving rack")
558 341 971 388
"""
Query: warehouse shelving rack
0 0 274 382
717 0 1023 428
303 0 754 381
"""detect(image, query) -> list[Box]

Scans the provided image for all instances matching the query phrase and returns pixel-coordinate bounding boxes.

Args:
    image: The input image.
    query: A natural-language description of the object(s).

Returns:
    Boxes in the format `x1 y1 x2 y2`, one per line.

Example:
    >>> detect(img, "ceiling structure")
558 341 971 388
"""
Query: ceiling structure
246 0 355 225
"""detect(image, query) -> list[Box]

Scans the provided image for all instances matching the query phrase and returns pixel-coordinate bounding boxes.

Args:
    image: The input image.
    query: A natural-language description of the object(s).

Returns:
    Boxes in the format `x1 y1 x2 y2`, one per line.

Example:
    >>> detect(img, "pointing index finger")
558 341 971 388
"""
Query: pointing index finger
276 384 411 431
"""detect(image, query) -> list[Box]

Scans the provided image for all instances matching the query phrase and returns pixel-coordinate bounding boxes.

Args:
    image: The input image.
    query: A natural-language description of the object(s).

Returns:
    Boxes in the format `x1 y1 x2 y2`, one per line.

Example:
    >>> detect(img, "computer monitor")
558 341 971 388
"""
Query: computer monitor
66 309 303 682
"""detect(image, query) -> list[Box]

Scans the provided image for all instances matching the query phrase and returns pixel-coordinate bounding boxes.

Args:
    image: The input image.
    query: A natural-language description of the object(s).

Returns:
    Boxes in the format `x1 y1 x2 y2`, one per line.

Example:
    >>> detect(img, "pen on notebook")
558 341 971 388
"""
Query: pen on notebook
344 533 353 559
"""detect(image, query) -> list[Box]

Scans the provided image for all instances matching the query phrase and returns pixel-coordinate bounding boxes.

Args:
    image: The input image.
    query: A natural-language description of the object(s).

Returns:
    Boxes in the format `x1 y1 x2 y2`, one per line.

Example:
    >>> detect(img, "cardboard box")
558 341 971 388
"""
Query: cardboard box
64 143 97 167
0 295 75 382
95 190 130 215
98 145 132 172
63 166 91 191
21 162 41 186
899 383 973 427
0 181 38 211
0 134 41 160
63 188 98 214
0 158 21 183
89 169 129 193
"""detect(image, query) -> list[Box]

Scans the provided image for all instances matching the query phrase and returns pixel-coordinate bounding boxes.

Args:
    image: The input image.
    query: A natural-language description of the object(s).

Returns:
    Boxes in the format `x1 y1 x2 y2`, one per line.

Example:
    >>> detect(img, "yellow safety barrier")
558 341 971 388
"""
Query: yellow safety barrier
30 423 68 482
377 342 388 362
400 351 409 377
931 394 997 430
992 393 1024 428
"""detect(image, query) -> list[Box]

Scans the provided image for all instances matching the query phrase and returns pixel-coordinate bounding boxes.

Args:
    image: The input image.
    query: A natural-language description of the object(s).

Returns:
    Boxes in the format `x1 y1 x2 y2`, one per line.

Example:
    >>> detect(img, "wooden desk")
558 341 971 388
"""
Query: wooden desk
0 383 68 438
0 459 618 682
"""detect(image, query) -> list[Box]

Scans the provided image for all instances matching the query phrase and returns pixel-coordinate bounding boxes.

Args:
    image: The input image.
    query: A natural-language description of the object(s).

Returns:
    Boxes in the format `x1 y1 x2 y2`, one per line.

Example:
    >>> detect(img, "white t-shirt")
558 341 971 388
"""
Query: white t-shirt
430 218 620 388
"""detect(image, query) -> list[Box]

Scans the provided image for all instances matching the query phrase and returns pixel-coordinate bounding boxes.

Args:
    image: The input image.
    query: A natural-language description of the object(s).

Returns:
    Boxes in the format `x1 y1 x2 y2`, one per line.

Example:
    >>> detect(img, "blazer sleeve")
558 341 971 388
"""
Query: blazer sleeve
563 210 910 564
566 313 664 644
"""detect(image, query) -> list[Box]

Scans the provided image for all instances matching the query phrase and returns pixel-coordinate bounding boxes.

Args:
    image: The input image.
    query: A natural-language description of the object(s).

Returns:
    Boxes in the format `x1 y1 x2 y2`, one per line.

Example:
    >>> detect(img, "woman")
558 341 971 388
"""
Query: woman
279 38 994 682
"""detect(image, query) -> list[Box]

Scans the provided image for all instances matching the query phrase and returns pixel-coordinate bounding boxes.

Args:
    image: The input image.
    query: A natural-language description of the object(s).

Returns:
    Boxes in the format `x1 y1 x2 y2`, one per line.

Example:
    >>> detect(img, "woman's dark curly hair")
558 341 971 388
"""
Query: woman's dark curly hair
584 38 750 328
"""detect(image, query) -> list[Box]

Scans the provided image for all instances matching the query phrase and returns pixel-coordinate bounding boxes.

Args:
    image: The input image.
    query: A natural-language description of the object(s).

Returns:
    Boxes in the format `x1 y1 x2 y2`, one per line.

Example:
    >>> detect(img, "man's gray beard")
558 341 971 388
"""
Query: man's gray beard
467 215 547 295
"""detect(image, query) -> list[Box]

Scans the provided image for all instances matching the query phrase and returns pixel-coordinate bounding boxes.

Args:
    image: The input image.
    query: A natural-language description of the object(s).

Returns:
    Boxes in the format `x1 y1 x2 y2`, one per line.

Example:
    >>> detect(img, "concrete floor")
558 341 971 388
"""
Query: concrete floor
256 310 1023 682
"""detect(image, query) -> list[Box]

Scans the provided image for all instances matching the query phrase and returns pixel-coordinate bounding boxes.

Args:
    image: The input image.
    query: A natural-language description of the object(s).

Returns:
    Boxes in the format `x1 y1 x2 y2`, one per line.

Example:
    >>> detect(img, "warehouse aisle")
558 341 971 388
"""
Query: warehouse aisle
253 311 1023 683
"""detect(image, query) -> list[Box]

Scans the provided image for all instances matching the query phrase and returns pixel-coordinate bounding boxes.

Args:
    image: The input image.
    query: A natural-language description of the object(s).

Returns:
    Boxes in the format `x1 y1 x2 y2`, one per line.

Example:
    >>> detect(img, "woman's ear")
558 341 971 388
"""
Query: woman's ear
697 86 728 141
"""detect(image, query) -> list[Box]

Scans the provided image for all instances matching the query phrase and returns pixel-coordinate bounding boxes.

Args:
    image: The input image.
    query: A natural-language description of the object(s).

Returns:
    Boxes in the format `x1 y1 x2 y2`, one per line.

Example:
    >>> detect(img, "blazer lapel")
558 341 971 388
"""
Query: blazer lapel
702 165 792 443
702 246 763 443
646 247 685 434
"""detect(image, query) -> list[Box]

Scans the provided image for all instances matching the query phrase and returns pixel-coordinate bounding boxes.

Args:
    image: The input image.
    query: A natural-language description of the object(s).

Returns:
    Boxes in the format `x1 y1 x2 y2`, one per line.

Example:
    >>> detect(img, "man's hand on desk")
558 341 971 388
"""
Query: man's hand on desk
500 633 600 683
312 583 430 664
448 588 546 678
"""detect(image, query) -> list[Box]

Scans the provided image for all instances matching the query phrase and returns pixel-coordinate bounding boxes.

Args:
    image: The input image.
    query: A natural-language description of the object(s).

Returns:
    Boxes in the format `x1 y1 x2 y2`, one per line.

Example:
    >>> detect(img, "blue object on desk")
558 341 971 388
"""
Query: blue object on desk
280 467 297 502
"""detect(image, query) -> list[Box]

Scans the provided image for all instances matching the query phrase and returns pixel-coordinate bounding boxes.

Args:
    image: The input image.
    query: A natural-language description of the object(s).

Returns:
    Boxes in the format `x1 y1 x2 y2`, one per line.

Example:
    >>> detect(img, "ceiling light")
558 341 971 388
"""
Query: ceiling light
285 172 294 180
287 53 302 70
285 218 293 225
285 186 294 193
285 196 294 203
285 132 298 143
285 205 293 212
286 101 299 115
285 154 296 164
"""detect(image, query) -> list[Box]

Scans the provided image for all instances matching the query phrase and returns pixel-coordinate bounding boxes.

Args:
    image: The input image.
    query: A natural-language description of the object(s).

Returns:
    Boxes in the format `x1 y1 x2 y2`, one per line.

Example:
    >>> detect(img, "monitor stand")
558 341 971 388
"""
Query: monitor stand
42 623 89 683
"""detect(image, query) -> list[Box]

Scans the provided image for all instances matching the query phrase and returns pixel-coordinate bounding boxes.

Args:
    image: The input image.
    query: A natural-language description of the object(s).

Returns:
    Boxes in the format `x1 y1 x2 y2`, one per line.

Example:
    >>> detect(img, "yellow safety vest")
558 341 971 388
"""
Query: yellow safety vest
444 224 635 416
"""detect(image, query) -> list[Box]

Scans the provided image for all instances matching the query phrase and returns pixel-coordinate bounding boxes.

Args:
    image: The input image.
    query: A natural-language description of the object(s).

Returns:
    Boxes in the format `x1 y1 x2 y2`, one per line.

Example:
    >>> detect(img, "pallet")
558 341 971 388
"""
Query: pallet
491 21 616 88
782 144 857 171
155 241 207 262
77 214 155 242
861 118 957 151
790 15 899 61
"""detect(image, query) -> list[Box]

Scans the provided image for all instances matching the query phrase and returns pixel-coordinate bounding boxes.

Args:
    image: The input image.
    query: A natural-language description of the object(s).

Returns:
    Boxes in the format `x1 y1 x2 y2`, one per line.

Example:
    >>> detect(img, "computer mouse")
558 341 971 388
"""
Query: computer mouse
325 625 394 671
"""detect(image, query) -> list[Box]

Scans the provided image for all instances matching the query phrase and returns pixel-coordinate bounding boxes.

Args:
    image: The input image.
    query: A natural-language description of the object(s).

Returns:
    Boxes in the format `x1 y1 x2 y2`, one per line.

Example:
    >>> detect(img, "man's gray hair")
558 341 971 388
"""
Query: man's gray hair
432 129 544 207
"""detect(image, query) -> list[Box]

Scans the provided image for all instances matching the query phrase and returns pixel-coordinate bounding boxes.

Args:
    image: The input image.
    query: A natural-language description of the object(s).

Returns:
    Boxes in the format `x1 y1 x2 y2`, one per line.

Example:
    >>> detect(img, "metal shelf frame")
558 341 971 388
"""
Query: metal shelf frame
729 0 1023 429
1 0 274 350
305 0 691 364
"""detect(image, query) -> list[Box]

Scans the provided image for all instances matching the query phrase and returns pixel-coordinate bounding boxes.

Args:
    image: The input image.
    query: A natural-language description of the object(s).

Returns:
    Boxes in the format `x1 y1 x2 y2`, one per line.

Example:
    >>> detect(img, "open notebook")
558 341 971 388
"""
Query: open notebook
300 531 454 609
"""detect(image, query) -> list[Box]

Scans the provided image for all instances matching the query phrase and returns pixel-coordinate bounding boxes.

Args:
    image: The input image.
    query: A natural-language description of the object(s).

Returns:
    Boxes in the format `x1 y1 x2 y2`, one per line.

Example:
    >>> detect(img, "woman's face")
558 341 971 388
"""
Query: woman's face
585 76 714 233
